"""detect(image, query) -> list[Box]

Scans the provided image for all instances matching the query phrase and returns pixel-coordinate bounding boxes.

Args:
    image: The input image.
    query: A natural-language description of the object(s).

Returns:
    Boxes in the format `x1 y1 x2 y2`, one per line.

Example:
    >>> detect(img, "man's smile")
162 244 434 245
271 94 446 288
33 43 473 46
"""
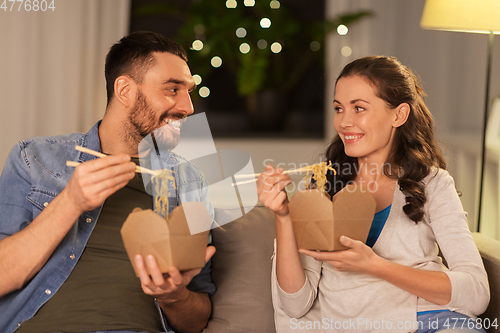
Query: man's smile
163 118 185 132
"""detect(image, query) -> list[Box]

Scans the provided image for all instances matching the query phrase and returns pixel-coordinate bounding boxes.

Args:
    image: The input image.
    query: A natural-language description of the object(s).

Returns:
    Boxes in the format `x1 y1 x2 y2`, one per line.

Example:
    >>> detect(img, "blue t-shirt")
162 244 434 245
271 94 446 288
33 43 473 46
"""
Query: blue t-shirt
365 205 451 317
366 204 391 247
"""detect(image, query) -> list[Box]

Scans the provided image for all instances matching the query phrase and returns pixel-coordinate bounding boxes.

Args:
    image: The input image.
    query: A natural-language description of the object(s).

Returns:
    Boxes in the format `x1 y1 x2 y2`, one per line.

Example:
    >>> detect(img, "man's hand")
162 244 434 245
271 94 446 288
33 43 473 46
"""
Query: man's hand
62 154 136 214
134 245 216 303
0 153 137 297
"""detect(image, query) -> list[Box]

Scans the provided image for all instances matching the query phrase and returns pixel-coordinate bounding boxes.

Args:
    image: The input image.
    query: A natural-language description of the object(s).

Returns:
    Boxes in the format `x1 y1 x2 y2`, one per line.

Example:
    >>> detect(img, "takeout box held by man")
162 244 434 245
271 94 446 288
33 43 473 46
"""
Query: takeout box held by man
121 202 211 275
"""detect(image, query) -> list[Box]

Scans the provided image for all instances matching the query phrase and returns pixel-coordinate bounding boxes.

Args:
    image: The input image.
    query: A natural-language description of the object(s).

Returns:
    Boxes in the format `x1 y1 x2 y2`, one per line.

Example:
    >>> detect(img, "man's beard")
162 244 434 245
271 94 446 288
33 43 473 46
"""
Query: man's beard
129 90 181 153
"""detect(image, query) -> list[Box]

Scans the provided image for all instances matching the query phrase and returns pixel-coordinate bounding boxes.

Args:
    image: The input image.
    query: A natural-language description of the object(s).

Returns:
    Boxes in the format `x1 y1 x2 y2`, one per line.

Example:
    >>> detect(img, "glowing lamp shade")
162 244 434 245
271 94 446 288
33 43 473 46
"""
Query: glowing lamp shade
420 0 500 34
420 0 500 231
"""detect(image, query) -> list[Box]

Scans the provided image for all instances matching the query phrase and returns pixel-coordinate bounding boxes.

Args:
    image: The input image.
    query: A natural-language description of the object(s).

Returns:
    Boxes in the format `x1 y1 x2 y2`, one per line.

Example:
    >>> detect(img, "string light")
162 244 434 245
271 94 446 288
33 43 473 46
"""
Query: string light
192 40 204 51
270 42 282 53
211 56 222 68
236 27 247 38
244 0 255 6
199 87 210 98
260 18 271 28
257 39 268 49
226 0 237 8
270 0 280 9
310 41 320 52
337 24 348 35
239 43 251 54
341 46 352 57
193 74 202 85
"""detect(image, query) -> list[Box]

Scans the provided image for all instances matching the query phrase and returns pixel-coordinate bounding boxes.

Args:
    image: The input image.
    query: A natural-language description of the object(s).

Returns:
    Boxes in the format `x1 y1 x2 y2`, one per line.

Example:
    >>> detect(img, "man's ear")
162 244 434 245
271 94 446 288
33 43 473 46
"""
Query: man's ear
114 75 137 108
393 103 410 128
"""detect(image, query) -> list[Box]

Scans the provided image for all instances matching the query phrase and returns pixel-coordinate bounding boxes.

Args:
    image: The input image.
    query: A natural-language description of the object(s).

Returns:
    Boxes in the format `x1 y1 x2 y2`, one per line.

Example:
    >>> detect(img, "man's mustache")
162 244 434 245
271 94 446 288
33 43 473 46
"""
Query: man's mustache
160 111 187 123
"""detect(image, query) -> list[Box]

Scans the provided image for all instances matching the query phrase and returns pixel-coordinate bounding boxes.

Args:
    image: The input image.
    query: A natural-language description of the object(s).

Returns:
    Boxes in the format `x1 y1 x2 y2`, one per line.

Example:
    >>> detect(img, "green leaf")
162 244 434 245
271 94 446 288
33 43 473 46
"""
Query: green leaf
237 52 268 96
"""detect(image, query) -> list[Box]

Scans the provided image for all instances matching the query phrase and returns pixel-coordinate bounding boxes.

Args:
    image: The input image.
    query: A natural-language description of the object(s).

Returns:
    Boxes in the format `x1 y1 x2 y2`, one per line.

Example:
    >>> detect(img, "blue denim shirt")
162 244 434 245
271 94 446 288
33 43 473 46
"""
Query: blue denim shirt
0 121 216 333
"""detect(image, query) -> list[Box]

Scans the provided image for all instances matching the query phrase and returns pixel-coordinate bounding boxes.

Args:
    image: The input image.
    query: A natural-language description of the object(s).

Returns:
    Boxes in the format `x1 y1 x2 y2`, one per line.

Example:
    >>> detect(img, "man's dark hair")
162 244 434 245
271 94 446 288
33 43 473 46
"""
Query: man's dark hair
105 31 188 106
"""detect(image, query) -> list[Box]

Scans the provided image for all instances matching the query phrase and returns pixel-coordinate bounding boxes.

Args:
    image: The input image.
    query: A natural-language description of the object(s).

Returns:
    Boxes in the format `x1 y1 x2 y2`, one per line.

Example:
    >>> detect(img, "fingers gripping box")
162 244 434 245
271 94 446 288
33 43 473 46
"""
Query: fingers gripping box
120 202 211 275
289 184 376 251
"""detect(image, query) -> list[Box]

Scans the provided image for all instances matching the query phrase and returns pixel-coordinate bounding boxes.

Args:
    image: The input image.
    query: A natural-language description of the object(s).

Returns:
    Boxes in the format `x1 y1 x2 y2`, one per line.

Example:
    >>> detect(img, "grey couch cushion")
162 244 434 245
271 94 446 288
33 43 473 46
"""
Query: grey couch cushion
203 205 276 332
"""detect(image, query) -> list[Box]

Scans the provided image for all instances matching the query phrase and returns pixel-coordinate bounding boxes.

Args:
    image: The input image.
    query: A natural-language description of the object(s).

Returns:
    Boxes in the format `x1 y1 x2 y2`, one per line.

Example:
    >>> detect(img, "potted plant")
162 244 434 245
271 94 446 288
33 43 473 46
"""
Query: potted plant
134 1 372 131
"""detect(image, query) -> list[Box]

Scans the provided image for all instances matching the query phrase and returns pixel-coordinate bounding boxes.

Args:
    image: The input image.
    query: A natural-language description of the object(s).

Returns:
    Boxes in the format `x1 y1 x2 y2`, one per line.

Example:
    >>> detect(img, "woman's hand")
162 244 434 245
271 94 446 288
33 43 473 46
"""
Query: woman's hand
257 165 293 216
299 236 382 275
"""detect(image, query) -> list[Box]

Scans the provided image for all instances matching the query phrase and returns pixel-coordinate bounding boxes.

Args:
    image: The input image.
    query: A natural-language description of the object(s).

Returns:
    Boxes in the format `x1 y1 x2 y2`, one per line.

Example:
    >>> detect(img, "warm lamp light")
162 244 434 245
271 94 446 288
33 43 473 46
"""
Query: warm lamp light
421 0 500 34
421 0 500 232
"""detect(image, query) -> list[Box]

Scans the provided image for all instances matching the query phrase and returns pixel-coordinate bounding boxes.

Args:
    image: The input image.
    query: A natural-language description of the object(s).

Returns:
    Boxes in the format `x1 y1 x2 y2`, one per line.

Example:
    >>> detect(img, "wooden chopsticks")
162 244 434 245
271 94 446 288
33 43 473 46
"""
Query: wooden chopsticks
231 169 304 186
233 165 316 179
232 163 336 186
65 145 160 176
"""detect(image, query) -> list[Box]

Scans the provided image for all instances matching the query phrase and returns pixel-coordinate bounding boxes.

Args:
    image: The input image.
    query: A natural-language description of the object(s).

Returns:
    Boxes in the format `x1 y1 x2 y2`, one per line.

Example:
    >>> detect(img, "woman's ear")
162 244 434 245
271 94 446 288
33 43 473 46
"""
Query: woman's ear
393 103 410 128
114 75 137 108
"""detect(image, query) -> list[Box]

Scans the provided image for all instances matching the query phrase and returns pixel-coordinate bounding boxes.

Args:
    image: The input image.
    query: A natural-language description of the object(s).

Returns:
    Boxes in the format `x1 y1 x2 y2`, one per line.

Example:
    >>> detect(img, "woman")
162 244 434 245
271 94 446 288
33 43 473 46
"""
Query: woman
257 56 489 333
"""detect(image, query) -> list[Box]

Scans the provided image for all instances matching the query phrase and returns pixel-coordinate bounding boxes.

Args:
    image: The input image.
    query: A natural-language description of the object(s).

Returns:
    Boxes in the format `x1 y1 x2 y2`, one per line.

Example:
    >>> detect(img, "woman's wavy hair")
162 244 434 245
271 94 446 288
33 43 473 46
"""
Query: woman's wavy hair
325 56 446 223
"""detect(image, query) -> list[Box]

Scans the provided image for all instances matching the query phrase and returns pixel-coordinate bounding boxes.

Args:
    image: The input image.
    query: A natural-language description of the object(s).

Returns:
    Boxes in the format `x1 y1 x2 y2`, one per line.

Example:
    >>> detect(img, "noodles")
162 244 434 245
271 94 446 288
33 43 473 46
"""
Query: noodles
150 169 225 231
304 161 336 194
152 169 176 219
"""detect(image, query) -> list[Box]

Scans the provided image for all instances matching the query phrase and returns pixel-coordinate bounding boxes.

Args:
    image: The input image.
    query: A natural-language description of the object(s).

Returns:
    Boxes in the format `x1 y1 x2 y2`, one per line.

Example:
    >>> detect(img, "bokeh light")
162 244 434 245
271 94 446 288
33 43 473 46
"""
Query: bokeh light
257 39 268 49
244 0 255 6
310 41 321 52
341 46 352 57
236 27 247 38
211 56 222 68
192 40 204 51
260 18 271 28
239 43 251 54
270 0 280 9
337 24 348 35
193 74 202 85
270 42 282 53
226 0 237 8
199 86 210 98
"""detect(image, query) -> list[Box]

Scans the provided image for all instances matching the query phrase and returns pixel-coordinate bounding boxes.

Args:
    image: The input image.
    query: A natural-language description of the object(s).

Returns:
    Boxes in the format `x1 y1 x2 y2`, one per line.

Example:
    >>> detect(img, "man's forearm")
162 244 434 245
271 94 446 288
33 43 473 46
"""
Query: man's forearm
158 289 211 333
0 190 83 297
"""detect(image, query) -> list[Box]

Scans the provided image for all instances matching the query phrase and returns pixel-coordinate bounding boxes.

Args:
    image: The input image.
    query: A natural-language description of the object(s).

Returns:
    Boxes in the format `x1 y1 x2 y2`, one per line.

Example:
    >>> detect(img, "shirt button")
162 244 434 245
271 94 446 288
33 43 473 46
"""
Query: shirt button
70 254 75 260
86 218 92 223
43 202 49 207
45 289 51 295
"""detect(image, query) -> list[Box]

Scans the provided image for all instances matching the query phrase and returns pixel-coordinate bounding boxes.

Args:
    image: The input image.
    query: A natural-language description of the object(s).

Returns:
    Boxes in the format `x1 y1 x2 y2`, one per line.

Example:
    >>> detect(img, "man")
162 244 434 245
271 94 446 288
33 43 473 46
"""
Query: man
0 31 216 333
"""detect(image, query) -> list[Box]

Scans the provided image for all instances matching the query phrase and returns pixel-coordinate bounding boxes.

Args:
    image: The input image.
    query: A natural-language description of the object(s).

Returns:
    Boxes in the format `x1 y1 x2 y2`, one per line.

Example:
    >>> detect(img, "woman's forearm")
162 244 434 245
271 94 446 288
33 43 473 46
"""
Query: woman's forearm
275 213 307 294
370 256 452 305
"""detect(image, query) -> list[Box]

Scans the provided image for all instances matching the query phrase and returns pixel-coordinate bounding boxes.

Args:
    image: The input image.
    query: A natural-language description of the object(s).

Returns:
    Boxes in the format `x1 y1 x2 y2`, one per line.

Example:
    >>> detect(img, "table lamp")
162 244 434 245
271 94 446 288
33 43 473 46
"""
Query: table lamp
421 0 500 232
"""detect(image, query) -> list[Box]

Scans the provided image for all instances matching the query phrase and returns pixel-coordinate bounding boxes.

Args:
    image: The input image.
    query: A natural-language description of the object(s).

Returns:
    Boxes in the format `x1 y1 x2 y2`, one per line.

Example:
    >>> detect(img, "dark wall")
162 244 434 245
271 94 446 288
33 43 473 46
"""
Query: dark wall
130 0 325 138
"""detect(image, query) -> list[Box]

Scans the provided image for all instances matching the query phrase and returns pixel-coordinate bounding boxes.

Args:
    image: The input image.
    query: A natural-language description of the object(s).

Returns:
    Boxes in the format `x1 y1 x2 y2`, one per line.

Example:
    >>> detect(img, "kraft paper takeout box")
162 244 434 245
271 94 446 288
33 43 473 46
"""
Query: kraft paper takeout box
121 202 211 276
289 184 376 251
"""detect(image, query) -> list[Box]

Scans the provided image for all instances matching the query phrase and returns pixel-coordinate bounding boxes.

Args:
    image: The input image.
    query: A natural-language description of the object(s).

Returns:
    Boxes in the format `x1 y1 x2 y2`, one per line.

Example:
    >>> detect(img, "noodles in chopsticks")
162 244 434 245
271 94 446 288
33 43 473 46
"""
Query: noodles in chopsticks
152 169 175 219
304 161 336 194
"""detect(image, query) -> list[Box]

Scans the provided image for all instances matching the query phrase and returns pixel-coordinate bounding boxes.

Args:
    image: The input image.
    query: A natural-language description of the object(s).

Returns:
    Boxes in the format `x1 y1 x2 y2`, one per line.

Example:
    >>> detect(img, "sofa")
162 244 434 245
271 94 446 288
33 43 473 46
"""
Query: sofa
473 233 500 333
202 205 500 333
